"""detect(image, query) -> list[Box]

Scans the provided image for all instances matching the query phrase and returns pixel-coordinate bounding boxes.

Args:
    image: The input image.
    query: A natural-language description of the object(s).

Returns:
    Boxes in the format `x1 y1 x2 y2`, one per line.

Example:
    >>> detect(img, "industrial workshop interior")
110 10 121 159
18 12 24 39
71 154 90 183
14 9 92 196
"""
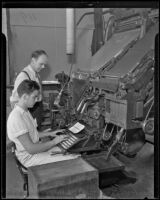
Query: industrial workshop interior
2 4 159 199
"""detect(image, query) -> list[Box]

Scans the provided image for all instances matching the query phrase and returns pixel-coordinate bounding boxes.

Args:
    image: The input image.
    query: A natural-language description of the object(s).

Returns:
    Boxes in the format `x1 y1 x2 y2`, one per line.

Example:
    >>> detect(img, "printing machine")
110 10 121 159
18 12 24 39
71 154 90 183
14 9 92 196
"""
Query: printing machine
51 9 158 160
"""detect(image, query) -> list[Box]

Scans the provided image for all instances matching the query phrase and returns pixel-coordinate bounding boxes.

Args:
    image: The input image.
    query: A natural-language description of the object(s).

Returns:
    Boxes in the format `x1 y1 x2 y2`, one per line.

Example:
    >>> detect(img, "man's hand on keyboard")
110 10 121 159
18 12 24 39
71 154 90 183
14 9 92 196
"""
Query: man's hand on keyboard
56 131 66 136
45 129 65 137
54 135 69 145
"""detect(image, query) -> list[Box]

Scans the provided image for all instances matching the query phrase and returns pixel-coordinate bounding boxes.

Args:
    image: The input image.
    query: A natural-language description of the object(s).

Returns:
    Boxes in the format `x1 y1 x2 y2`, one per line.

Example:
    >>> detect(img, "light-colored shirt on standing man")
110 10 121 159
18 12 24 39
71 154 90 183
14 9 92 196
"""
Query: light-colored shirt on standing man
10 65 42 105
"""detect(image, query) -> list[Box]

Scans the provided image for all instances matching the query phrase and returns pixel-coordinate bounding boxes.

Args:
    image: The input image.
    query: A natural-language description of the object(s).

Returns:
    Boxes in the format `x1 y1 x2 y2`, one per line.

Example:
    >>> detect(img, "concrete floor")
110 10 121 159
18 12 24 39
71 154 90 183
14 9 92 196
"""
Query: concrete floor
102 142 154 199
5 142 154 199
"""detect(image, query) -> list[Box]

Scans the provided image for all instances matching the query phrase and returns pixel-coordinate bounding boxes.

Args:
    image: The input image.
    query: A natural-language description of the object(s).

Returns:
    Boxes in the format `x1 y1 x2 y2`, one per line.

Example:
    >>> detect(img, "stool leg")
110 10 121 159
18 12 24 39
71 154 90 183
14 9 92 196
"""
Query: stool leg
23 182 29 198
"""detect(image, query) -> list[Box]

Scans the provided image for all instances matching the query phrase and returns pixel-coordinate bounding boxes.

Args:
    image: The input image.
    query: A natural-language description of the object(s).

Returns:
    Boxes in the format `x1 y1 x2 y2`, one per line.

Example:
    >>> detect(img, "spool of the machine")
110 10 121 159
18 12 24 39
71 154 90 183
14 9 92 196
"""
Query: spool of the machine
141 118 154 135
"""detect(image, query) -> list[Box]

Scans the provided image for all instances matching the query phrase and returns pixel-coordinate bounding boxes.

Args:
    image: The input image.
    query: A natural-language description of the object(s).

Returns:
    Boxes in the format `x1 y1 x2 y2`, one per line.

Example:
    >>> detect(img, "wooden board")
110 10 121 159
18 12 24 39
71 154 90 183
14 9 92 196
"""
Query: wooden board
28 157 100 199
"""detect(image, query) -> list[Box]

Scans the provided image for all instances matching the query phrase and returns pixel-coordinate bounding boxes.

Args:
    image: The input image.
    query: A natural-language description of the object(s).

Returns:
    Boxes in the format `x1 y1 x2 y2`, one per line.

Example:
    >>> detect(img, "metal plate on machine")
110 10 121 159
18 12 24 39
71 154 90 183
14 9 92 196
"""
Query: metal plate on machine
83 152 125 173
110 100 127 128
81 28 140 72
105 23 158 77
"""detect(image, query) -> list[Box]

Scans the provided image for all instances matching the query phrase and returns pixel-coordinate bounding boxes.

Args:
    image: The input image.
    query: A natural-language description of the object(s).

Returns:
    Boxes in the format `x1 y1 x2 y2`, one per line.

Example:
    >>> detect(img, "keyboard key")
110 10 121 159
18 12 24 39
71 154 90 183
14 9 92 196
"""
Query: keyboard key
59 131 79 150
65 140 72 146
72 135 78 140
61 143 68 149
69 137 75 142
63 142 70 147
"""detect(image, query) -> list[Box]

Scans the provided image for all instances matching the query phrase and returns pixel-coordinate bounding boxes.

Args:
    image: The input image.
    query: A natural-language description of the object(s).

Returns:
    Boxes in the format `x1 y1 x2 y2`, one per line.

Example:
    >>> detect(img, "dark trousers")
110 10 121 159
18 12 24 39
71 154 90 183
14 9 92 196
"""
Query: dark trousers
28 101 43 130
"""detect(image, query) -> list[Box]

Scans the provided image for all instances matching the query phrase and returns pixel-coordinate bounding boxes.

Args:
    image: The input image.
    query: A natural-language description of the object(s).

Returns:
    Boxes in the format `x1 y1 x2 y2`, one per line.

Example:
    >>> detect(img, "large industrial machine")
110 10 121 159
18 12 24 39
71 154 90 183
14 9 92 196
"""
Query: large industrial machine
50 8 158 160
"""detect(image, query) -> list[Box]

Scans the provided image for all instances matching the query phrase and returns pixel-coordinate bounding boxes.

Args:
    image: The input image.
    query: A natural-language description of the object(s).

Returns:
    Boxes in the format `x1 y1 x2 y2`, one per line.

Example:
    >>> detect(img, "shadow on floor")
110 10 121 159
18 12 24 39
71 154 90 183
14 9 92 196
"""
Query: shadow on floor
102 142 154 199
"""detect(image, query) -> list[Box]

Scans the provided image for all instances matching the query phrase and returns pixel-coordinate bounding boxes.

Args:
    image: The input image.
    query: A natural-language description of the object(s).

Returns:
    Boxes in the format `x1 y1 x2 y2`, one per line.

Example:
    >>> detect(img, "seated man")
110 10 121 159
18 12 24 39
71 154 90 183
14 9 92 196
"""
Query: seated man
7 79 79 168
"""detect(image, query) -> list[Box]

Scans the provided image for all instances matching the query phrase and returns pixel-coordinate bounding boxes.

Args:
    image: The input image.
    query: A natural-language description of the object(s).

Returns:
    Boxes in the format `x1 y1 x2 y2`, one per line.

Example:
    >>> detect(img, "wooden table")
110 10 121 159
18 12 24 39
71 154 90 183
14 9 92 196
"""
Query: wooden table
28 157 100 199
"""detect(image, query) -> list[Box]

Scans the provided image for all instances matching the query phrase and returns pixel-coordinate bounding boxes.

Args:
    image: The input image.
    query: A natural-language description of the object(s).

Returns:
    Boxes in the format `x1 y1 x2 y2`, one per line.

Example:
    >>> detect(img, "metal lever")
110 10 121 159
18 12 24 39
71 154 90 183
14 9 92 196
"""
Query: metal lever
106 128 124 160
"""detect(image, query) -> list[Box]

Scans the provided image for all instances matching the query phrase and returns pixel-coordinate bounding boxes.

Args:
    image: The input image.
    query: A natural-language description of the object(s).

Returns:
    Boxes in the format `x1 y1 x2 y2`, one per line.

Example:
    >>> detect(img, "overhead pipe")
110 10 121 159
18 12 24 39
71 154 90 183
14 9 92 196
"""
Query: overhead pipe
2 8 8 39
139 9 148 39
66 8 75 55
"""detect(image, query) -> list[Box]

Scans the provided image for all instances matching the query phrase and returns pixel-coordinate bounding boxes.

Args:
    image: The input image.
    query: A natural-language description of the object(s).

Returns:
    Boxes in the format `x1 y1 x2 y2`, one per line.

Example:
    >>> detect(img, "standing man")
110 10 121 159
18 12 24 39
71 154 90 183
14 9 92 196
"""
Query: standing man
10 50 48 130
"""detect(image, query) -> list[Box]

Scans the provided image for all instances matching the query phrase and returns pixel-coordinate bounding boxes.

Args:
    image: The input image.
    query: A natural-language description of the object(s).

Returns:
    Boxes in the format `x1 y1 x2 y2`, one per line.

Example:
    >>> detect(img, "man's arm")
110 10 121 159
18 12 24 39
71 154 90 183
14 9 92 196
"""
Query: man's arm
17 132 66 154
38 129 65 139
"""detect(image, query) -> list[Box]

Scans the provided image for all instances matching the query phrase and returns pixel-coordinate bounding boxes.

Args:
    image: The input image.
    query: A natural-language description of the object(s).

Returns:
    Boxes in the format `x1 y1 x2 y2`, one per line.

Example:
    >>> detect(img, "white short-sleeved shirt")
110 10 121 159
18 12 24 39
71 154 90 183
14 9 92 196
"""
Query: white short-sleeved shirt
10 65 42 104
7 105 80 167
7 105 39 165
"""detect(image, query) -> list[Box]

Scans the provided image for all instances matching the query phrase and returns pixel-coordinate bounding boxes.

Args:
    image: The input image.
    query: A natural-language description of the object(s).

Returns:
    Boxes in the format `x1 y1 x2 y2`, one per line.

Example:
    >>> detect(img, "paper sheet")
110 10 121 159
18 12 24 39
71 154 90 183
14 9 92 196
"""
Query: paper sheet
69 122 85 134
42 80 60 84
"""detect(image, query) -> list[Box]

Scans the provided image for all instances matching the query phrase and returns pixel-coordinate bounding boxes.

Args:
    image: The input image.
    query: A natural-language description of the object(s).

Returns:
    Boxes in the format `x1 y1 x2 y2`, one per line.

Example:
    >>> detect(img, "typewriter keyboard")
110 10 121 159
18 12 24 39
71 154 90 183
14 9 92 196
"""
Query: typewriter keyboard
58 132 79 150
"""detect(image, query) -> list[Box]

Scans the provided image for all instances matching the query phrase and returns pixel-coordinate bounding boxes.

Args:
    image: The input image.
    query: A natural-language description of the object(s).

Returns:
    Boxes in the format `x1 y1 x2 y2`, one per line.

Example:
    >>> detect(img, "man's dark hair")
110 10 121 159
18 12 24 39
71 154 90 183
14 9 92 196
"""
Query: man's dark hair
17 80 40 97
31 50 48 59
